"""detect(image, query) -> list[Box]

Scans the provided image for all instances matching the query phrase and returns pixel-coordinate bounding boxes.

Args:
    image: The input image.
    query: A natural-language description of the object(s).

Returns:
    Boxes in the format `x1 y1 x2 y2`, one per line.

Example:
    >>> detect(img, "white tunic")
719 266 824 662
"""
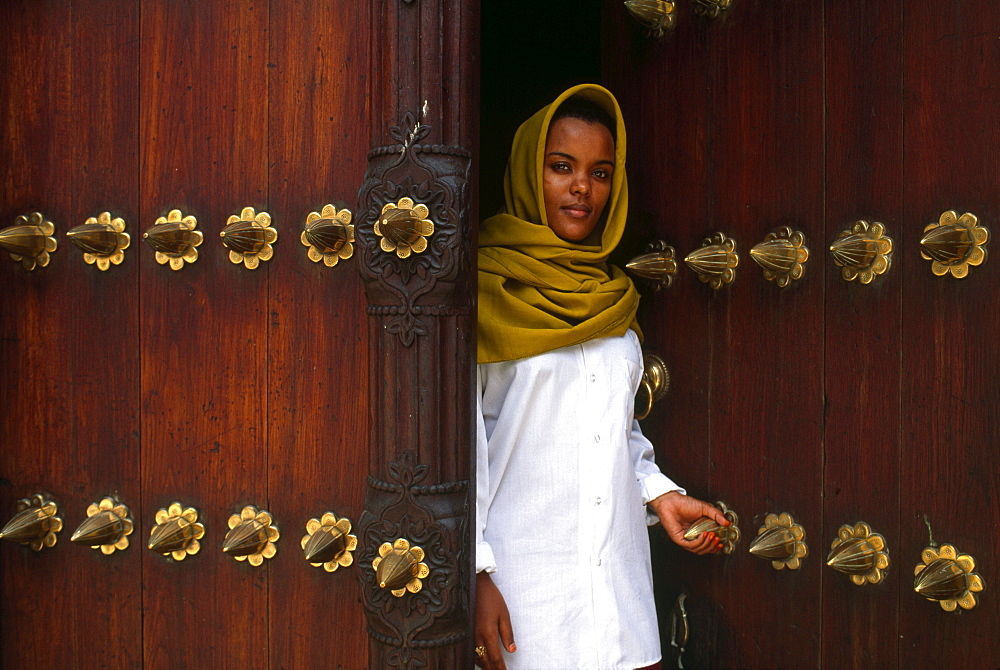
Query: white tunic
476 329 683 670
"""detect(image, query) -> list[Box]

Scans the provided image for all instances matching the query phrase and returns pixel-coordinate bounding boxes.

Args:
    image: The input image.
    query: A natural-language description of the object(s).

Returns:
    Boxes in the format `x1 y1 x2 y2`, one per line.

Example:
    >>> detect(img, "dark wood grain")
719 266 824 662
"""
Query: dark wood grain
899 0 1000 665
823 2 904 667
264 1 371 666
0 1 141 668
138 1 269 666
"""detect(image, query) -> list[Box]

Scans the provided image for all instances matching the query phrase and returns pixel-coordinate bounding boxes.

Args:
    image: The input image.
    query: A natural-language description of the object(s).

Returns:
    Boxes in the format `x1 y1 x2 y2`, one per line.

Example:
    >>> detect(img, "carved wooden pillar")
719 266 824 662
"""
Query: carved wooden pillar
355 1 478 668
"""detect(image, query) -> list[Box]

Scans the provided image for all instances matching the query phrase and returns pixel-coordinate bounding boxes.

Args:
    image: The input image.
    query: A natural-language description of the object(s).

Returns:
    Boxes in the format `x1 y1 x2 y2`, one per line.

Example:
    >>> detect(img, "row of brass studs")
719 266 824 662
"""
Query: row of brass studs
0 494 430 598
691 502 985 612
626 213 989 290
624 0 733 40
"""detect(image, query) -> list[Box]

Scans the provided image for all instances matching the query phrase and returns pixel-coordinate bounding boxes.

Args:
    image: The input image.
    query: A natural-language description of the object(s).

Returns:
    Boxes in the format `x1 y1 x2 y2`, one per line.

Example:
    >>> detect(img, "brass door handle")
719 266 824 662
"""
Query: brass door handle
826 521 889 585
830 221 893 283
0 493 62 551
0 212 58 270
373 538 430 596
222 505 279 566
635 353 670 421
683 500 740 554
920 210 989 278
749 512 807 570
914 543 985 611
684 232 739 289
71 497 133 554
302 511 358 571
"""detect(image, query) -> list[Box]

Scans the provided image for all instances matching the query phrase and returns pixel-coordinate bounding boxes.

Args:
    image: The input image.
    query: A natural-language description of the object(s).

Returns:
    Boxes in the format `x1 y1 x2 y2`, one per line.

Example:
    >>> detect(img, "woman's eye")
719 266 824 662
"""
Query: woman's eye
551 162 570 172
593 168 610 179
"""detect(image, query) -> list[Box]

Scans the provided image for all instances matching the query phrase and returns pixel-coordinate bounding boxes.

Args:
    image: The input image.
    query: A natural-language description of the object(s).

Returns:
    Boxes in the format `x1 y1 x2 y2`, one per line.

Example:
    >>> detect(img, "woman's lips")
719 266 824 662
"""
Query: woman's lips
561 203 592 218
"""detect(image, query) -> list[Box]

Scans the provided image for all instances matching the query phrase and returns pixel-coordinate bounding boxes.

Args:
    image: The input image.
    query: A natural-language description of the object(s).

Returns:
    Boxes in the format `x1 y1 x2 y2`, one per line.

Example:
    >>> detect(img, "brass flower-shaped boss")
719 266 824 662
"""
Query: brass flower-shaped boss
693 0 733 19
148 502 205 560
0 212 58 270
221 207 277 269
301 511 358 572
0 493 62 551
624 0 676 39
683 501 741 554
914 543 985 611
301 204 354 267
684 232 739 289
920 210 989 279
372 537 430 597
143 209 203 270
830 220 893 284
750 227 809 287
70 496 133 554
375 197 434 259
749 512 808 570
626 240 678 290
222 505 278 566
67 212 130 271
826 521 889 585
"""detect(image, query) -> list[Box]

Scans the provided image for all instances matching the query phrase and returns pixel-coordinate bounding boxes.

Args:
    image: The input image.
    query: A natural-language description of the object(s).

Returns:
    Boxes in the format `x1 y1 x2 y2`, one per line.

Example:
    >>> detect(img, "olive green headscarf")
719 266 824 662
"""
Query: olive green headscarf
477 83 640 364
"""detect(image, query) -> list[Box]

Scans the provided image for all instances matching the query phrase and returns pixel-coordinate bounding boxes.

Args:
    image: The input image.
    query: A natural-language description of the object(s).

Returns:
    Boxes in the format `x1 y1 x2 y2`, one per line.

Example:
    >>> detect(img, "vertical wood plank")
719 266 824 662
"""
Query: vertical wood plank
265 0 370 666
0 1 141 668
823 3 904 666
900 0 1000 665
139 2 269 666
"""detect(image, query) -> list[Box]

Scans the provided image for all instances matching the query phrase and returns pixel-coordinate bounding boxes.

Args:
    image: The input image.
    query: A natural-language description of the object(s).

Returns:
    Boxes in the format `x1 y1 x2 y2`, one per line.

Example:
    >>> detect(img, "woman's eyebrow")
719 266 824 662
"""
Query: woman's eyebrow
546 151 614 167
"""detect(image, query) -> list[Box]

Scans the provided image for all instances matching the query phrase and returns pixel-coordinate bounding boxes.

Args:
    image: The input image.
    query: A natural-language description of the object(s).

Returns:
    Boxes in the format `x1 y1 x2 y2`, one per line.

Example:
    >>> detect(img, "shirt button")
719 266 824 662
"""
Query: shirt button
593 557 602 566
590 373 596 382
594 435 601 443
595 497 602 505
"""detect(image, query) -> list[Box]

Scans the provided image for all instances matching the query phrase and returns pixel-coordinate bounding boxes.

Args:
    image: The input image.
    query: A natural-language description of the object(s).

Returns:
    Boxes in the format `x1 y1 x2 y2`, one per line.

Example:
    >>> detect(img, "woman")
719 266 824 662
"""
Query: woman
475 83 727 670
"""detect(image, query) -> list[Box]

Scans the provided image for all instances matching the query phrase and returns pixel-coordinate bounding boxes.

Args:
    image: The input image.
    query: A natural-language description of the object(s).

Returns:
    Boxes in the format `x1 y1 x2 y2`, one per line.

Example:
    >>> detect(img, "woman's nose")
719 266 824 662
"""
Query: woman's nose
571 175 590 196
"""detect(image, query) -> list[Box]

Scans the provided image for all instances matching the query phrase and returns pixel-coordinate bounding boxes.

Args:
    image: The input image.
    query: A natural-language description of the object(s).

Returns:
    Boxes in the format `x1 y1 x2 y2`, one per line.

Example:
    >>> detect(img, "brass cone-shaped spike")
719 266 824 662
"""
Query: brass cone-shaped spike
826 537 877 575
303 525 347 564
624 0 675 37
222 518 269 557
920 225 973 264
829 234 878 269
0 224 48 258
914 557 969 601
148 517 198 555
67 223 121 256
683 517 726 542
750 239 798 274
143 222 203 256
684 245 732 277
749 526 797 560
220 220 267 255
626 251 678 289
304 219 351 254
71 511 125 547
376 551 419 591
379 207 429 247
0 504 61 544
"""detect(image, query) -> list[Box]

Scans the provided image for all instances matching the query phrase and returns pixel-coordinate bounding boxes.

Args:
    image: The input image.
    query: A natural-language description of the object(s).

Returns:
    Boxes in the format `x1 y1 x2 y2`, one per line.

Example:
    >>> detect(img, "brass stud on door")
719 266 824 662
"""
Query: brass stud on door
221 207 277 270
301 511 358 571
0 493 62 551
692 0 733 19
67 212 130 271
829 220 893 284
749 512 808 570
826 521 889 585
919 210 989 279
750 227 809 287
301 205 354 267
626 240 678 290
71 496 133 554
0 212 58 270
914 543 985 611
684 232 739 289
222 505 279 566
148 502 205 560
372 538 430 596
375 197 434 259
143 210 203 270
623 0 676 39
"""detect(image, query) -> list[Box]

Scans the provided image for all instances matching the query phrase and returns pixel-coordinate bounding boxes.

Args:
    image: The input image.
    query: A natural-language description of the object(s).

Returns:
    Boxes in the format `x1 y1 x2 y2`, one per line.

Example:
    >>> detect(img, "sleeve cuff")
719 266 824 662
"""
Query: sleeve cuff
641 474 686 526
476 541 497 574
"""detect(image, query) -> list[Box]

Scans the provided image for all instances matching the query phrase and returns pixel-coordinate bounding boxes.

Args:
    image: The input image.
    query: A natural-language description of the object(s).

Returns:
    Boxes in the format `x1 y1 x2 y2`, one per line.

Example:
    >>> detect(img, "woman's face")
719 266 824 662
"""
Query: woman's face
542 116 615 243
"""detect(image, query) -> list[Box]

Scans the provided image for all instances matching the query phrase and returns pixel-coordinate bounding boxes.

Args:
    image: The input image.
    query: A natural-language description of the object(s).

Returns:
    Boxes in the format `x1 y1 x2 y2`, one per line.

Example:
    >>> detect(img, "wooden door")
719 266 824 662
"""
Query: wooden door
602 0 999 667
0 1 476 668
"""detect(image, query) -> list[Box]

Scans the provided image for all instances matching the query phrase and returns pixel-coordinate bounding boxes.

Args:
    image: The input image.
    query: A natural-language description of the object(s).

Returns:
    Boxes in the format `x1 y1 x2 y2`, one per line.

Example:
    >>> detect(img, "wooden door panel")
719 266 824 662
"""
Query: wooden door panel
822 2 904 667
265 0 370 665
0 1 142 668
900 1 1000 665
138 1 270 666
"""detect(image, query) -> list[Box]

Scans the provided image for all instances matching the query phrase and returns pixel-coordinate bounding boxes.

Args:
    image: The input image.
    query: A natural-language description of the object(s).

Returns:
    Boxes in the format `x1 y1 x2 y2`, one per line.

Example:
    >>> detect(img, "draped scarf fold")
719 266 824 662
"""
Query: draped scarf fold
477 84 640 364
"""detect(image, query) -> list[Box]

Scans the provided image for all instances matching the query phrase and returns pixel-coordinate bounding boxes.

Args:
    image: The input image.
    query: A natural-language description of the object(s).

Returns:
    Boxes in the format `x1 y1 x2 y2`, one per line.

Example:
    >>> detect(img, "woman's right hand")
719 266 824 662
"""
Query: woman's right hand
474 572 516 669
